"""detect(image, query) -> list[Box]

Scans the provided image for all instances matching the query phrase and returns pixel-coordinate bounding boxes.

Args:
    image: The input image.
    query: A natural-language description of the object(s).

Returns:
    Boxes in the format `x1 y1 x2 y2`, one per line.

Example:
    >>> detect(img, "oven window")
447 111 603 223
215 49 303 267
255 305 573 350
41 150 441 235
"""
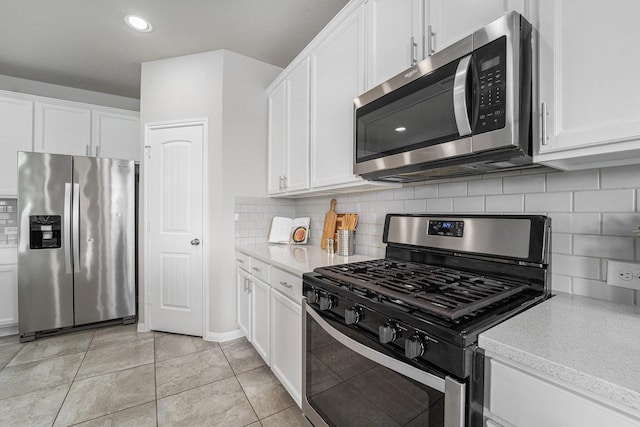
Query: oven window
355 60 462 164
306 313 445 426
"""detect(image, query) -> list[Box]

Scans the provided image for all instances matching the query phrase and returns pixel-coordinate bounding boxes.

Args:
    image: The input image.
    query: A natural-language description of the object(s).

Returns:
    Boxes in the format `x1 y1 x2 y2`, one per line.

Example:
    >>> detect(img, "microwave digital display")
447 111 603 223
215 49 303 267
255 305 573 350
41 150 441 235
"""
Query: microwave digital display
481 56 500 72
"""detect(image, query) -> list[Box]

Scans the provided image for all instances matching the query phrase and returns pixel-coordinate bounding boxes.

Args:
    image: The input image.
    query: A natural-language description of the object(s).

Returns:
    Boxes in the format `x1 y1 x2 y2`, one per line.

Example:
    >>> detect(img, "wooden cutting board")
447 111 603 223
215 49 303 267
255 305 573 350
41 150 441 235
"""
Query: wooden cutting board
320 199 337 249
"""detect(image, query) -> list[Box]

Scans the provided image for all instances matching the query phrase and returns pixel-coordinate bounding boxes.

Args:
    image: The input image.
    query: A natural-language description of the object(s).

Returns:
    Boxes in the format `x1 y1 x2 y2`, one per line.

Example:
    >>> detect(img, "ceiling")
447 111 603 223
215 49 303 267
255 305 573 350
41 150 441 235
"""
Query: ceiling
0 0 349 99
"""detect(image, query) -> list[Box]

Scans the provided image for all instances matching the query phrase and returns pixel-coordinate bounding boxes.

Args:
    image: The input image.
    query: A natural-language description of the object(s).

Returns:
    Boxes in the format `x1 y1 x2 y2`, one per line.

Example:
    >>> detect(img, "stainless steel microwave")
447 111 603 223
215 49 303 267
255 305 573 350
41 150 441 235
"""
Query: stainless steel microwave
354 12 534 182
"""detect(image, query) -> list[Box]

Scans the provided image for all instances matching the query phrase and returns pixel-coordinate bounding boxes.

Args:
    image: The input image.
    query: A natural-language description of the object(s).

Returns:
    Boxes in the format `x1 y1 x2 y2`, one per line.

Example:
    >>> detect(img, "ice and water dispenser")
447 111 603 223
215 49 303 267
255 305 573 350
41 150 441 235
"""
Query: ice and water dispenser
29 215 62 249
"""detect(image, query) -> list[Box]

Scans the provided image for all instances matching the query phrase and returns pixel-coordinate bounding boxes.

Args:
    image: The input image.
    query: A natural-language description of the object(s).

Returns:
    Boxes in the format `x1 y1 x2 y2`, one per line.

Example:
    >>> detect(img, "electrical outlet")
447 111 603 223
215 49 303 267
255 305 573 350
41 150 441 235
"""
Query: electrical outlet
606 260 640 290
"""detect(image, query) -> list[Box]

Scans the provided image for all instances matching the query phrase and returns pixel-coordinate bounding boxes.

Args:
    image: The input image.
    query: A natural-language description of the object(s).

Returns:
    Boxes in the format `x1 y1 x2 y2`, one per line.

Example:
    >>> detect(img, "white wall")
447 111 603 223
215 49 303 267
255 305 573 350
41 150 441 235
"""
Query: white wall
140 49 281 338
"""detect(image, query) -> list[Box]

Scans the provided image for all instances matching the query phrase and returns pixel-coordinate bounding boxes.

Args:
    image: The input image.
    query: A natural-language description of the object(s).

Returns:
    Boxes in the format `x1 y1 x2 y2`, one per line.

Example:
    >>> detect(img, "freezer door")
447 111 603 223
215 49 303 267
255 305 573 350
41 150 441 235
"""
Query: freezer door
73 156 135 325
17 152 74 334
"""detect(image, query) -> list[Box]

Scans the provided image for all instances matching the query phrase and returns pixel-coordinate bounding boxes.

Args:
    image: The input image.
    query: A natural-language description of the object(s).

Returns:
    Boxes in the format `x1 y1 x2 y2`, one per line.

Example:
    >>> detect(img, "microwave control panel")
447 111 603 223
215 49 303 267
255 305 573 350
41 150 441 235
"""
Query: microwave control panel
475 36 506 134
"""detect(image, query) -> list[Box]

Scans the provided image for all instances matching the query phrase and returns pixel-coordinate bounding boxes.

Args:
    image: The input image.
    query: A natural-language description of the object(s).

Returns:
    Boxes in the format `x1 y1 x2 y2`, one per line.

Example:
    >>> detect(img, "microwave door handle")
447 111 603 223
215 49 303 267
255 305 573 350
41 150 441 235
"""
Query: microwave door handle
453 55 472 137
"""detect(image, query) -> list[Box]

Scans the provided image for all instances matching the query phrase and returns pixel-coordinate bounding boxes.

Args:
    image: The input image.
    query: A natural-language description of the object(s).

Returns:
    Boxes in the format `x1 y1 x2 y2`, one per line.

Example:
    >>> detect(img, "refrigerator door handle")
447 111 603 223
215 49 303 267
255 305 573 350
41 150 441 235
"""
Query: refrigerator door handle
64 183 72 274
72 183 80 273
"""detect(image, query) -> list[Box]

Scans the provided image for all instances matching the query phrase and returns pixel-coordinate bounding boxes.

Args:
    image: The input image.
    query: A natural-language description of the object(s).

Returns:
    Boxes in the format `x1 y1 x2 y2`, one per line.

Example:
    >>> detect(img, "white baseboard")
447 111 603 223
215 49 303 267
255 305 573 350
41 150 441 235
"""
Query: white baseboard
137 322 150 333
204 328 244 343
0 324 18 337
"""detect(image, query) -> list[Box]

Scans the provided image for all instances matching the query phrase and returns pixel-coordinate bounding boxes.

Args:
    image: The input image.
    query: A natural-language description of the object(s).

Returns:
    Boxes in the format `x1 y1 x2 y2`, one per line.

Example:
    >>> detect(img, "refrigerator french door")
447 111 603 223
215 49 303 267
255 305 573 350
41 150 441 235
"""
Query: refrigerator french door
17 152 135 341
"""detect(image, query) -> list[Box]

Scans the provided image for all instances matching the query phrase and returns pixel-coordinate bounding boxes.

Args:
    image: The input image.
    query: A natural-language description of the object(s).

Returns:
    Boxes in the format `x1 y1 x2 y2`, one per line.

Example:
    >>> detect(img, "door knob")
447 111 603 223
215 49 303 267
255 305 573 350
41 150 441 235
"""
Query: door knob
191 238 201 246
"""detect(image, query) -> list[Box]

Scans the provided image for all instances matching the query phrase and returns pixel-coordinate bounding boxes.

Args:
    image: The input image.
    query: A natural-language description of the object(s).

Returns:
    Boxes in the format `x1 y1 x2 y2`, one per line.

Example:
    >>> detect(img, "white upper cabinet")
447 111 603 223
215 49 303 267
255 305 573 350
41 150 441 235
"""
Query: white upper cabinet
310 3 366 189
428 0 525 53
0 95 33 196
92 109 140 161
267 58 311 195
534 0 640 169
34 101 92 156
365 0 426 89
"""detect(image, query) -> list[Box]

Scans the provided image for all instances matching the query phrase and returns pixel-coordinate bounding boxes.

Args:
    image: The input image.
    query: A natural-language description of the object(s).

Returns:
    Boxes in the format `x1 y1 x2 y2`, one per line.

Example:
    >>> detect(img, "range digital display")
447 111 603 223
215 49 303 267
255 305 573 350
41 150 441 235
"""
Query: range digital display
428 220 464 237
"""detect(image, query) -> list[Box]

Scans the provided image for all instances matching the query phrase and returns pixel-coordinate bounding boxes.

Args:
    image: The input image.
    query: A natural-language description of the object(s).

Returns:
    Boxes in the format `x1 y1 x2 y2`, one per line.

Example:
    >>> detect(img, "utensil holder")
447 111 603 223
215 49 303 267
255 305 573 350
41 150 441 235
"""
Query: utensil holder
337 230 355 256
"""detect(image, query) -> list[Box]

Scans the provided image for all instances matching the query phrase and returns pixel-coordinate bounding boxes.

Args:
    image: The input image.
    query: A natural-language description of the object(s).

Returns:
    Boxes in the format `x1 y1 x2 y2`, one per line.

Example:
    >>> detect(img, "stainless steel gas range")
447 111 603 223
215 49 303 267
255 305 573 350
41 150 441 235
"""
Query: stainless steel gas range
302 214 551 427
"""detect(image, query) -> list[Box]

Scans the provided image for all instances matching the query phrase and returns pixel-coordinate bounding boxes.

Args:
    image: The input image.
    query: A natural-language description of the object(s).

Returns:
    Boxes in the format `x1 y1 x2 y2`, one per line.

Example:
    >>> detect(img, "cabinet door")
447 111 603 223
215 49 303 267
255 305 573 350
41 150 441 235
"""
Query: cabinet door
267 82 287 195
428 0 515 53
310 4 366 188
0 264 18 327
366 0 425 89
0 96 33 196
251 277 270 363
34 101 92 156
92 110 140 160
236 268 252 341
270 289 302 406
286 57 311 193
536 1 640 168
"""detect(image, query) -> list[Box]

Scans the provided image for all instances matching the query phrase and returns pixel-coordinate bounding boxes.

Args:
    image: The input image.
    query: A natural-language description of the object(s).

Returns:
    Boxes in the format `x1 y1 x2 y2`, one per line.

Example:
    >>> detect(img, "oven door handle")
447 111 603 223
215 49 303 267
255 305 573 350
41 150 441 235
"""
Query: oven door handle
305 302 446 393
453 54 473 137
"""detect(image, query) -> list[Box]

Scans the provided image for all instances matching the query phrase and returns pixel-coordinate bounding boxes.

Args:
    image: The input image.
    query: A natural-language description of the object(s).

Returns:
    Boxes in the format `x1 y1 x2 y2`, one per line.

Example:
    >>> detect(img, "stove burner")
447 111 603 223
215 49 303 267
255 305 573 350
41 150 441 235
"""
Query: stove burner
314 259 530 320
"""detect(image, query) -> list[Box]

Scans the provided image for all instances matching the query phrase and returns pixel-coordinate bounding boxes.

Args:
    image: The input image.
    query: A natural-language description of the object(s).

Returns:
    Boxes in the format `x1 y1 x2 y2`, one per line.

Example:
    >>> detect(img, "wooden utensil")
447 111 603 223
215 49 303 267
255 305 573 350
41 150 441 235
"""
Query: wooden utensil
320 199 337 249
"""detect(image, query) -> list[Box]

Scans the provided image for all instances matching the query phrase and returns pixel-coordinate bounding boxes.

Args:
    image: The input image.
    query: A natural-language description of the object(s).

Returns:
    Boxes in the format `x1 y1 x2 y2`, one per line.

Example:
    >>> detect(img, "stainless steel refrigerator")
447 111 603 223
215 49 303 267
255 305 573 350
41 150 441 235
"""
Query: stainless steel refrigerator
17 151 136 341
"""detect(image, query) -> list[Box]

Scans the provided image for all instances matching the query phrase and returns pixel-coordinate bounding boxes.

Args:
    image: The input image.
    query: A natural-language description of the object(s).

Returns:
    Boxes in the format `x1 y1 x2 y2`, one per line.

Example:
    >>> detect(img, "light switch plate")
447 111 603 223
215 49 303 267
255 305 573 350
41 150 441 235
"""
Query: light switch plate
607 260 640 290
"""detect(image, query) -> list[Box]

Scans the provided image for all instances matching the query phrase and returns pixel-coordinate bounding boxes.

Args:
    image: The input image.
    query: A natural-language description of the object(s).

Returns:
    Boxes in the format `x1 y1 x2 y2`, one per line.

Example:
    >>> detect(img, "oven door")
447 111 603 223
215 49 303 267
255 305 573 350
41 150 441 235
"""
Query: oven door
303 300 466 427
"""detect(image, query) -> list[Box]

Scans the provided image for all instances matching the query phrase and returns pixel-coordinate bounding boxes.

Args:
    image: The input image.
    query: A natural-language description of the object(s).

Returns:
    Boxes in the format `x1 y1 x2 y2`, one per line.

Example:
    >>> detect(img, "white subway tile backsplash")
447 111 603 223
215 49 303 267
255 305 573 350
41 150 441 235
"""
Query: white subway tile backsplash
573 235 635 260
415 184 438 199
404 199 427 213
572 278 635 304
552 254 600 280
503 174 545 194
602 213 640 237
438 182 467 197
485 194 524 212
546 170 599 192
453 196 484 213
468 178 502 195
235 163 639 305
574 189 635 212
427 198 453 213
525 192 572 212
552 233 572 254
601 165 640 189
551 274 572 293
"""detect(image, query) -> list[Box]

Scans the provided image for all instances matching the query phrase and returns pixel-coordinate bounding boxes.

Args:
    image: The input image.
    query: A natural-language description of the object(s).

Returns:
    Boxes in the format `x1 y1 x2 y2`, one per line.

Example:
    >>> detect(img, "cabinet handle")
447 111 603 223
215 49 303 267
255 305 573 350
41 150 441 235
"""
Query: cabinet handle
279 281 293 289
252 267 261 273
427 25 435 56
278 175 284 191
86 145 90 156
283 175 287 190
96 145 101 157
410 36 418 65
236 259 244 264
541 102 548 145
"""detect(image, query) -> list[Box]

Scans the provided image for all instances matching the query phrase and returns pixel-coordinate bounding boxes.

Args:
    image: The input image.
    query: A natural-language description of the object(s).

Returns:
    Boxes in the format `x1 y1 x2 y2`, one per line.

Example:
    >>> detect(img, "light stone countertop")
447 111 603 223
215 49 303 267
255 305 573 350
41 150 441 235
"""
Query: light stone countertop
236 243 376 277
479 292 640 414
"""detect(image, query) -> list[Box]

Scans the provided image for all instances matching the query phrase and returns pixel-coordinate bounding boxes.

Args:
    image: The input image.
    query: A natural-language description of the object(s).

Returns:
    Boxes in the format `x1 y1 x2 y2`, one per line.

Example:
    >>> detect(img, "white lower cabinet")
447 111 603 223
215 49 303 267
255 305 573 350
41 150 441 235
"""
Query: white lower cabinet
270 271 303 407
251 277 270 363
0 248 18 335
484 356 640 427
236 251 303 407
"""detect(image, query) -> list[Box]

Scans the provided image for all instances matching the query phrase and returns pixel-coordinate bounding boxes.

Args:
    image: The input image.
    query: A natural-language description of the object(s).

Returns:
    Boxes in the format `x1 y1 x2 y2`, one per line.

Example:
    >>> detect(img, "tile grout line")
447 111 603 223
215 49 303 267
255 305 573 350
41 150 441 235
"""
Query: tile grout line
218 341 261 424
154 333 159 427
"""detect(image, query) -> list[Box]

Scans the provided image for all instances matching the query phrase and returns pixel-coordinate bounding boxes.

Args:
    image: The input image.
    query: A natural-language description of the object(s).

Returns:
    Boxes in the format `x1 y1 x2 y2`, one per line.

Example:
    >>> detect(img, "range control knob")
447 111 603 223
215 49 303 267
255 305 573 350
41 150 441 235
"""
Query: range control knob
405 334 426 359
379 322 399 344
318 295 336 311
345 306 363 325
305 289 319 304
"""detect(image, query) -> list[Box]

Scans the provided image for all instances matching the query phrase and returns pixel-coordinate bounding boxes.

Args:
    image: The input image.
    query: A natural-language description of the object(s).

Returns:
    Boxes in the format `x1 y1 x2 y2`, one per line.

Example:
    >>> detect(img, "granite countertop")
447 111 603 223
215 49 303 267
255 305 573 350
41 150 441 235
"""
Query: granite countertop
479 292 640 415
236 243 376 277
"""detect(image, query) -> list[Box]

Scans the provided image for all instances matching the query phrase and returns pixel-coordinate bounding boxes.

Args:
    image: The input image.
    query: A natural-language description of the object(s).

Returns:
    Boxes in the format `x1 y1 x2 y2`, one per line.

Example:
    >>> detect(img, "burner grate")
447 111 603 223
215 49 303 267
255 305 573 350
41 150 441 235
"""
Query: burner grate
315 259 529 320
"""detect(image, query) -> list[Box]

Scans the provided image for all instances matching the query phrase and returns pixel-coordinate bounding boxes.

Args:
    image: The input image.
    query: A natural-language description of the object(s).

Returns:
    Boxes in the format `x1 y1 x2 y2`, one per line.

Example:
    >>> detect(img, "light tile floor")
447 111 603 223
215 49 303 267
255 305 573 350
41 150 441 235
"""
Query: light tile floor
0 325 311 426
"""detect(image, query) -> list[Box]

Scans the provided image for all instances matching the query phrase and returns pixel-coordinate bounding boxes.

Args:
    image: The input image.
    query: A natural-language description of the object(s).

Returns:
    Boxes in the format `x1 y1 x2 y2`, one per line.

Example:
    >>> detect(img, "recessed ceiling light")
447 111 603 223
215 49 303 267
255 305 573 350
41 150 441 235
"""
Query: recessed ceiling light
124 15 153 32
395 127 407 132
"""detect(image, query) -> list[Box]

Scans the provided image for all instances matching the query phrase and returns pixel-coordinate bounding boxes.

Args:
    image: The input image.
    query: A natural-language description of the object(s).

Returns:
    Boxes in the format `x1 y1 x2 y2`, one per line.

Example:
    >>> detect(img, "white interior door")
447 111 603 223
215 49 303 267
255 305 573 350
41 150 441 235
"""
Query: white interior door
147 122 204 336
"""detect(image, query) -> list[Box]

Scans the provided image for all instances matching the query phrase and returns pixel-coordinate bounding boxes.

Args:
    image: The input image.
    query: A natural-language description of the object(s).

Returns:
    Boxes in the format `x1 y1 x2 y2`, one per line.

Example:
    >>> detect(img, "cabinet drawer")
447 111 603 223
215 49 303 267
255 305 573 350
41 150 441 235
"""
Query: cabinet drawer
250 258 270 283
235 252 251 272
270 267 302 303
